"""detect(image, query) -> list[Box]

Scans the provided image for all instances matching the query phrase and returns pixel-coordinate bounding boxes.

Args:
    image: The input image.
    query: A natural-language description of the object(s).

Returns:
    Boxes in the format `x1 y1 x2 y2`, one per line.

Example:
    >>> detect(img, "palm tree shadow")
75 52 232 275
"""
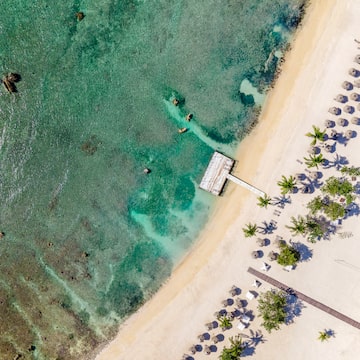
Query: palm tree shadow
285 295 305 324
240 329 266 357
241 345 256 357
291 241 313 261
323 154 349 170
344 202 360 218
273 195 292 208
258 221 277 234
334 133 350 146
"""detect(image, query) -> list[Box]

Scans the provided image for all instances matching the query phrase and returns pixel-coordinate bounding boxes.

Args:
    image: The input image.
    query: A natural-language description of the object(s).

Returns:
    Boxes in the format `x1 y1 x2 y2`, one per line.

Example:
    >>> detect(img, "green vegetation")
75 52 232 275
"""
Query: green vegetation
323 201 346 221
340 166 360 177
257 289 287 333
257 194 272 208
286 215 307 236
318 330 331 342
307 196 325 215
277 242 301 266
219 335 245 360
218 315 232 331
277 175 297 195
306 218 325 243
242 223 258 238
304 154 326 169
321 176 354 200
306 125 326 146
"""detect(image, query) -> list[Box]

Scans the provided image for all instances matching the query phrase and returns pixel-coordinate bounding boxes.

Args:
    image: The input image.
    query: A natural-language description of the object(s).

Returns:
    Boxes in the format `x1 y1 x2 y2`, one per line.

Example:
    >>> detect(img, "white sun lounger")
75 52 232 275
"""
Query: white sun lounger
246 291 255 300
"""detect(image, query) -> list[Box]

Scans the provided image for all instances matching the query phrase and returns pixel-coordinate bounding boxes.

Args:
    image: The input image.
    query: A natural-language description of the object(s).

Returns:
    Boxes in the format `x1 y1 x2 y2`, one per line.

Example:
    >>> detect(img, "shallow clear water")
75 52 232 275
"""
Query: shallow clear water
0 0 306 358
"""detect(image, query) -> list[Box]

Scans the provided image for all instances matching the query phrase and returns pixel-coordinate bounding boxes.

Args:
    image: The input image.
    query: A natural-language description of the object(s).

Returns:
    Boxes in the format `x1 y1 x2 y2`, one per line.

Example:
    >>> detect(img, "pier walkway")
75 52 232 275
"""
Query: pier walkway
226 174 265 197
248 267 360 330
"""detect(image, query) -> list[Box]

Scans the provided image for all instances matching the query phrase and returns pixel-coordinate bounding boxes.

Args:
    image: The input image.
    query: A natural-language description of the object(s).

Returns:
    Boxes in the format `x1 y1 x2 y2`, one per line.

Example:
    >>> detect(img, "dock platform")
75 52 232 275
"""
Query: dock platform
200 151 265 197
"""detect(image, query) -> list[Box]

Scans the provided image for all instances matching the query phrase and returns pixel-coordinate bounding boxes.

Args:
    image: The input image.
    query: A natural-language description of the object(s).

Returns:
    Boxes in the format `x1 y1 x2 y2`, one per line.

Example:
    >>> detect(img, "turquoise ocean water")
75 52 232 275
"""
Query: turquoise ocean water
0 1 306 358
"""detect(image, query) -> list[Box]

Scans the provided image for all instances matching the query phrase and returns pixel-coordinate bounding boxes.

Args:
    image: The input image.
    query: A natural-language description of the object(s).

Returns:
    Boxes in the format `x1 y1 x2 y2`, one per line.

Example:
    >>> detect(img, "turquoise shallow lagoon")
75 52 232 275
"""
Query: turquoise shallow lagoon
0 1 306 358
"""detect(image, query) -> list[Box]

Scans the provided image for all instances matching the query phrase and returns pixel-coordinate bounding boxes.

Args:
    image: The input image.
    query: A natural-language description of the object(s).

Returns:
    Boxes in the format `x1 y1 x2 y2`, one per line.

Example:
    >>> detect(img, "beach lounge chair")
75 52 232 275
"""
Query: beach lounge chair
237 322 246 330
261 262 270 271
252 280 261 288
241 315 251 324
246 291 255 300
284 265 293 272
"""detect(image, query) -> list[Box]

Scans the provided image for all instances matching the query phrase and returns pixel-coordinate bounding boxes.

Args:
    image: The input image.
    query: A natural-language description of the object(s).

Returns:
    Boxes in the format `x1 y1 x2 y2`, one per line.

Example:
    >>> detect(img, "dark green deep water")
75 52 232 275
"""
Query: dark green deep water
0 1 306 358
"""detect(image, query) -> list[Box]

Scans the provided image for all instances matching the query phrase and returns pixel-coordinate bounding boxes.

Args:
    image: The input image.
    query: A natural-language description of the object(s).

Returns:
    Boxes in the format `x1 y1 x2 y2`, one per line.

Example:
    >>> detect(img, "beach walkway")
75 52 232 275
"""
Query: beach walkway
248 267 360 330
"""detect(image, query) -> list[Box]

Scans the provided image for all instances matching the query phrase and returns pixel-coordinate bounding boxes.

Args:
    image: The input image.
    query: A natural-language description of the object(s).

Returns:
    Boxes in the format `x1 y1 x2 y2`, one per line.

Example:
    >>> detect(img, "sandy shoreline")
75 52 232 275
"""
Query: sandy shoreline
96 1 360 359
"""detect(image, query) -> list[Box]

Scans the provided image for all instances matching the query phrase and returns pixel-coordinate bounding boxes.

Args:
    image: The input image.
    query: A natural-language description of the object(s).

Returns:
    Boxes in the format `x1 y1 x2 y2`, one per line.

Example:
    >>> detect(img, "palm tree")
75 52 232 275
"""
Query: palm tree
323 201 345 221
307 196 325 215
218 315 232 331
257 289 287 333
277 243 301 266
322 176 354 197
304 153 326 169
286 215 307 236
306 218 325 243
257 194 272 208
318 330 331 342
277 175 297 195
340 166 360 177
306 125 326 146
242 223 258 238
219 335 245 360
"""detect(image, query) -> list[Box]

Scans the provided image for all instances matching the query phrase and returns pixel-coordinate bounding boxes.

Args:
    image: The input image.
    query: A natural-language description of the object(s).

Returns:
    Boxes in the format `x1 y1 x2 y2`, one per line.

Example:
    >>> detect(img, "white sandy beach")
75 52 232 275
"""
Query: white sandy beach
96 1 360 359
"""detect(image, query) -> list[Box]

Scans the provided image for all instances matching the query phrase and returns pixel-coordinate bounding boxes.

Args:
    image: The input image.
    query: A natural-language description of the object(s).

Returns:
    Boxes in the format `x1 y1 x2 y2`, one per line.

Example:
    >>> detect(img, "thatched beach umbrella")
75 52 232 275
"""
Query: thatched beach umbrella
329 106 341 115
275 239 286 247
307 146 319 155
342 81 353 90
256 238 266 247
204 345 211 355
268 251 278 261
212 335 219 344
354 79 360 88
206 321 214 330
345 130 354 139
329 129 338 139
324 144 333 153
222 298 234 307
335 94 347 103
324 119 335 128
344 105 355 114
198 334 206 342
337 118 347 126
229 285 239 296
236 298 246 308
309 171 318 180
355 55 360 64
351 92 360 101
351 117 360 125
189 345 197 355
251 250 260 259
349 68 359 77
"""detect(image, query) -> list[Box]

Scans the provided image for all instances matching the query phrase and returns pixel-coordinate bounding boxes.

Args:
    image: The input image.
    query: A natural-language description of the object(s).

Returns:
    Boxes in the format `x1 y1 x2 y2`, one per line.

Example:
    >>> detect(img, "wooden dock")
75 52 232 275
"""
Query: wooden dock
199 152 235 195
200 151 265 197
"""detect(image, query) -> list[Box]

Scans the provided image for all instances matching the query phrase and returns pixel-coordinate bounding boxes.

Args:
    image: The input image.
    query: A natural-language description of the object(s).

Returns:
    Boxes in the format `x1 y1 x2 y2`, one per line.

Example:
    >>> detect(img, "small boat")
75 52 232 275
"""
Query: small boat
178 127 188 134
